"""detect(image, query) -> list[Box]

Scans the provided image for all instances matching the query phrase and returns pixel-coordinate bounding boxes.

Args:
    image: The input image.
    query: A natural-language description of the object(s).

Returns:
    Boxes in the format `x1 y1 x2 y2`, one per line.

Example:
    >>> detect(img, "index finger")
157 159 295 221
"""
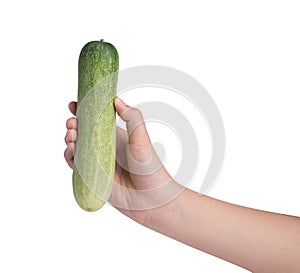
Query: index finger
68 101 77 116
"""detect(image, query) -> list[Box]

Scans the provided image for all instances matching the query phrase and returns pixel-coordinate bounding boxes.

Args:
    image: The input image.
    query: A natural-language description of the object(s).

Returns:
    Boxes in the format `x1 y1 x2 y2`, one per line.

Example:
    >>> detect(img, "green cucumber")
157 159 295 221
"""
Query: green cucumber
72 40 119 212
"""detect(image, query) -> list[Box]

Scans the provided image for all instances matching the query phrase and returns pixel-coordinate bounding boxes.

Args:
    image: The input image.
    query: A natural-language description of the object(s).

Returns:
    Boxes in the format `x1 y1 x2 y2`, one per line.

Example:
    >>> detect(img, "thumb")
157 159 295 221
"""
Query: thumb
114 96 162 175
114 96 151 147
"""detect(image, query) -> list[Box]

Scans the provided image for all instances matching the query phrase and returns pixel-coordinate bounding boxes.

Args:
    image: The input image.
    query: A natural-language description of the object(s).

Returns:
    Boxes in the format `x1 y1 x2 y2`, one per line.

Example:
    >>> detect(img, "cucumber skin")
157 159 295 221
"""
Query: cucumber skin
72 41 119 212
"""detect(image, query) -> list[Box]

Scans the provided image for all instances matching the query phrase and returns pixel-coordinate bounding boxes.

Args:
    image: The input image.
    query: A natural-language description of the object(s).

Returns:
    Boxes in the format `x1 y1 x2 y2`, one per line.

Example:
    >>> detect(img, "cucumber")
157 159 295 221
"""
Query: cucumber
72 40 119 212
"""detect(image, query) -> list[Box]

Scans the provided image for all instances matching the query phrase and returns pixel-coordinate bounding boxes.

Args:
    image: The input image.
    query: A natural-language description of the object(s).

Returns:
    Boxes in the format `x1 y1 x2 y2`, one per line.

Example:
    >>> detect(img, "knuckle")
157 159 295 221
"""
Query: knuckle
64 132 68 144
130 107 144 122
65 130 73 143
66 117 77 129
132 107 142 117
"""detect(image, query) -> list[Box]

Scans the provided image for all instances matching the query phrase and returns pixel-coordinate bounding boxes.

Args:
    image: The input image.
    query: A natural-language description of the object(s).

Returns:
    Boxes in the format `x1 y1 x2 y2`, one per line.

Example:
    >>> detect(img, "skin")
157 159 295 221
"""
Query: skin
64 97 300 273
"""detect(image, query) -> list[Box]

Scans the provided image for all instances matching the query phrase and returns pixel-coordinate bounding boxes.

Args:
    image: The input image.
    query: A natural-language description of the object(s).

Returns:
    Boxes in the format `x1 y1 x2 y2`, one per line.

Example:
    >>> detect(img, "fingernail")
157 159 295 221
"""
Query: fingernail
114 96 127 110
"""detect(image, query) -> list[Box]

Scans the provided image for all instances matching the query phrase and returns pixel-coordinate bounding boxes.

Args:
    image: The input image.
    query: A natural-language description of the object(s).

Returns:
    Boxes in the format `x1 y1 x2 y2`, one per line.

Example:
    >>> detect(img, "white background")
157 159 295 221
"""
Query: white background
0 0 299 272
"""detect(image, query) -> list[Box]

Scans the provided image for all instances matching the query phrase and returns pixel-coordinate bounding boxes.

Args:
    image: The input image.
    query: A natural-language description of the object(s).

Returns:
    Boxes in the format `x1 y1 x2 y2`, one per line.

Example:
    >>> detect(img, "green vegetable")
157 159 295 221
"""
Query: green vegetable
72 40 119 211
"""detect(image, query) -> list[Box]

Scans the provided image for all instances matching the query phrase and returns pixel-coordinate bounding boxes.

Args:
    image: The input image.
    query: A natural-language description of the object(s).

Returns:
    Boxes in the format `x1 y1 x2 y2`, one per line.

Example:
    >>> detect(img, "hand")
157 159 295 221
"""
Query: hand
64 97 180 225
65 98 300 273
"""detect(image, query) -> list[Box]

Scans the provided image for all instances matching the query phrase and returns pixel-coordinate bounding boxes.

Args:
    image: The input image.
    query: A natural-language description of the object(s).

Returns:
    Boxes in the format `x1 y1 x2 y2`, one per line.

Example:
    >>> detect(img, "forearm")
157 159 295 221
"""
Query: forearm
147 187 300 272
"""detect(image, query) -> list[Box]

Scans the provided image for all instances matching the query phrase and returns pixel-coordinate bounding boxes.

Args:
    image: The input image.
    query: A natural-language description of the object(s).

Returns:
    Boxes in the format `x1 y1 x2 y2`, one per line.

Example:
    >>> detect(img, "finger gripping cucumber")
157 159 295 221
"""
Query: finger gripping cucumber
72 40 119 212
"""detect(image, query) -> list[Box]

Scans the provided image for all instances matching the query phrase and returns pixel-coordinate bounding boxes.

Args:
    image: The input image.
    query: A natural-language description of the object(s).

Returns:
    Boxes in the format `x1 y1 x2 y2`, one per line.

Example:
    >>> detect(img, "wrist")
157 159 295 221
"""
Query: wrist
146 181 186 232
113 180 186 228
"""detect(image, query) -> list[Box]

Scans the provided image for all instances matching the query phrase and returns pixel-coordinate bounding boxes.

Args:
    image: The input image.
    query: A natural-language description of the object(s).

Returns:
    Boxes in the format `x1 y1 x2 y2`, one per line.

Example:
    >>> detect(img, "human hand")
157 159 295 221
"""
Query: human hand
65 98 300 273
64 97 181 224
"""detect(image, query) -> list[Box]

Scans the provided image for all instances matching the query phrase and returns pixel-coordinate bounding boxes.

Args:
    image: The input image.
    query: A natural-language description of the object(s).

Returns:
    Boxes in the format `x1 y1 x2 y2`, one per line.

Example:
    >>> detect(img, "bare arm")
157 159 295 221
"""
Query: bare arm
146 187 300 273
65 99 300 273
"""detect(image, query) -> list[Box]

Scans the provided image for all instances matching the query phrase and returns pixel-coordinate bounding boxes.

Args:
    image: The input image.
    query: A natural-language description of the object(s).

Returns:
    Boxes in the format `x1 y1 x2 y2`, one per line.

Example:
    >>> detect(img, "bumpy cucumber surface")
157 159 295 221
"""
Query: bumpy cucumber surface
72 40 119 212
